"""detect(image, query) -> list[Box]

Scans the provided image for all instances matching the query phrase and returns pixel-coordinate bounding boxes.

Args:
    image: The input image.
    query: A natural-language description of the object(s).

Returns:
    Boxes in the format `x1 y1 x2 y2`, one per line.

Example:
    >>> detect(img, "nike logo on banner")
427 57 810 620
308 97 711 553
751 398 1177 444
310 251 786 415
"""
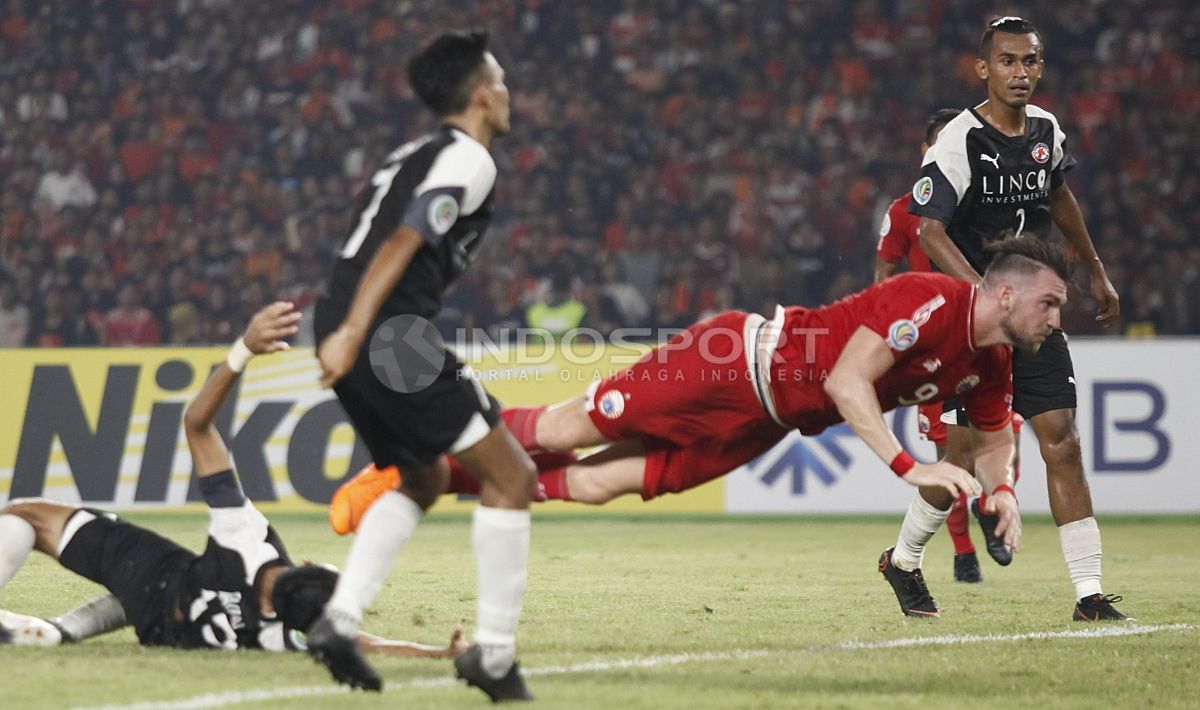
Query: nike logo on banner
981 152 1001 169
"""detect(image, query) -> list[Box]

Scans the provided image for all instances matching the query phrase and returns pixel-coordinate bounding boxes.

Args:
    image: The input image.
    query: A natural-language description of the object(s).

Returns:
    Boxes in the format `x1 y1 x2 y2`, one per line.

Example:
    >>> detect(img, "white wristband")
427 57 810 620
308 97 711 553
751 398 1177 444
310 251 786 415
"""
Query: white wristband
226 338 254 373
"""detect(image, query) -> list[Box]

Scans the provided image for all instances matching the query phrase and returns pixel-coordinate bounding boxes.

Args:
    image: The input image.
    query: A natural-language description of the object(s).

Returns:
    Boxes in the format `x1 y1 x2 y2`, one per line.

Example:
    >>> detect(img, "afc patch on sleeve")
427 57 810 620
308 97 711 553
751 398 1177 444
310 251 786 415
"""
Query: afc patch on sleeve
912 177 934 205
878 211 892 237
427 193 460 235
887 319 919 351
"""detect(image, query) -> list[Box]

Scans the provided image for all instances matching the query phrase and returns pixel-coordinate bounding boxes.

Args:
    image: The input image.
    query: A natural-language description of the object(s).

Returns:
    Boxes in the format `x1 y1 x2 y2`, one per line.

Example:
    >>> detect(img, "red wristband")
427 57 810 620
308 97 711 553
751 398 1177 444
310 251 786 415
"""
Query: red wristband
991 484 1017 502
889 451 916 477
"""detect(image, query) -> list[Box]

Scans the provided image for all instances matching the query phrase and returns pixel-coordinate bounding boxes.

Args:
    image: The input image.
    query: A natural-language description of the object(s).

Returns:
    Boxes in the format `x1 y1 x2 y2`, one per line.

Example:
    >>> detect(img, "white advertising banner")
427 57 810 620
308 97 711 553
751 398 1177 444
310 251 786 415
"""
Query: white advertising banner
726 339 1200 514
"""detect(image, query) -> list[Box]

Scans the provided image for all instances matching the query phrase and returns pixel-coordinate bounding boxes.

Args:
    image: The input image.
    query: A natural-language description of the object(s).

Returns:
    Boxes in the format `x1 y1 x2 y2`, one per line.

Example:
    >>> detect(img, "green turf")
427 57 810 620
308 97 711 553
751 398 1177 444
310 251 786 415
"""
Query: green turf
1 513 1197 709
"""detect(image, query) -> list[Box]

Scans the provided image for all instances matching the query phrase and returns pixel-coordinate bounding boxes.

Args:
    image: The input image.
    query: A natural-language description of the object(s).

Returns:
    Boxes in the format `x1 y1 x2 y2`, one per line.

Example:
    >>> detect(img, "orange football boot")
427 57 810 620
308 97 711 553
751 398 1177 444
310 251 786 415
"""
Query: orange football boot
329 463 401 535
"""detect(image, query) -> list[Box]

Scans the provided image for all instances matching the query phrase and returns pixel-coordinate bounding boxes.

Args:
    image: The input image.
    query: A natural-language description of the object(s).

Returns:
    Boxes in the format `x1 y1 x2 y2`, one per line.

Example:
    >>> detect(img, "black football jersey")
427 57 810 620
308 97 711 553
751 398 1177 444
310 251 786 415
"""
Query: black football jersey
908 105 1076 274
326 125 497 319
168 502 302 651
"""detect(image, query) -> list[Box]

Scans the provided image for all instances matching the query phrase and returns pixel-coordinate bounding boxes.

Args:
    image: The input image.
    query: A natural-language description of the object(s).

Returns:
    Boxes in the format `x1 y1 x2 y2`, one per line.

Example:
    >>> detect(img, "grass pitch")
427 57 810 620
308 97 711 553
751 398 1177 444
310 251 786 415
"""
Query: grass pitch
1 512 1197 709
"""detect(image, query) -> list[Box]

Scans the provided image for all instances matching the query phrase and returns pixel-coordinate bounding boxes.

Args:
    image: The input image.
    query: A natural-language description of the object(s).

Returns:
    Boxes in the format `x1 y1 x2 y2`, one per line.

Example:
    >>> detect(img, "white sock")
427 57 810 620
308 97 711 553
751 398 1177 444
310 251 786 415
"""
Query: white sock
1059 517 1103 600
892 494 950 572
472 506 530 678
0 514 36 588
325 490 423 634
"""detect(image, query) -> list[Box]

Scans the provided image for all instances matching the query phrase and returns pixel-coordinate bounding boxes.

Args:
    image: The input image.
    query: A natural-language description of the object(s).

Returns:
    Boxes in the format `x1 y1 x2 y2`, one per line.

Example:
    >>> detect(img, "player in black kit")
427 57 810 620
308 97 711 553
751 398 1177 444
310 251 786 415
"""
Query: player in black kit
307 31 536 700
0 303 464 660
880 17 1129 622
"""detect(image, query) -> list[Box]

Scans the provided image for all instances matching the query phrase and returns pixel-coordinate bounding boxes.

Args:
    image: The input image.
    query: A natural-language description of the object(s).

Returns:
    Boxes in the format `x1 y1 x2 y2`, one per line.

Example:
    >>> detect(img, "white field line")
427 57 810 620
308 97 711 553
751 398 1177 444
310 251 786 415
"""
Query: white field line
74 623 1196 710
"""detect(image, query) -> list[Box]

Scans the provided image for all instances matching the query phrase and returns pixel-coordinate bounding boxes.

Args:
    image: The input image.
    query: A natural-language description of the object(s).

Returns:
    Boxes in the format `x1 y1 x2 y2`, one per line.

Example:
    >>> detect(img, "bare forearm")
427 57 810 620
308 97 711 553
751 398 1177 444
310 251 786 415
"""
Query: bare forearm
826 377 903 465
1052 185 1101 264
183 363 240 432
184 364 239 476
341 228 423 335
918 218 981 284
358 636 451 658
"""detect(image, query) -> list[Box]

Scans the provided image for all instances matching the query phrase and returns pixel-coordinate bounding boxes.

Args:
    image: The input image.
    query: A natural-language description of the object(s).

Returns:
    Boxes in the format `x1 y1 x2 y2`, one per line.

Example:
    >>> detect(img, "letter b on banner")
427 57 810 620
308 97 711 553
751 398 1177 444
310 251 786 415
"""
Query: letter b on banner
1092 381 1170 472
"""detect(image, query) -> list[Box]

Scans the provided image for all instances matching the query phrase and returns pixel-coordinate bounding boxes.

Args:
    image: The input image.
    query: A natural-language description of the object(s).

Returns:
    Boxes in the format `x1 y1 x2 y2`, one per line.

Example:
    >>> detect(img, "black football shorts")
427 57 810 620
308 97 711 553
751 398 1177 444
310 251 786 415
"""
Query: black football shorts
314 300 501 470
942 329 1077 426
57 510 196 646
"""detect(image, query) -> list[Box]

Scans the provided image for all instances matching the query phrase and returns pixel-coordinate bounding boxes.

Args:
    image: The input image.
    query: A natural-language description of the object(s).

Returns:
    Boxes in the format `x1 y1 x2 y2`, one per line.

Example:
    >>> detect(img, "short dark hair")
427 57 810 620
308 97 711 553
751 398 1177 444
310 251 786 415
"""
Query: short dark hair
983 234 1073 285
407 30 491 116
272 564 339 633
979 16 1044 59
924 108 960 145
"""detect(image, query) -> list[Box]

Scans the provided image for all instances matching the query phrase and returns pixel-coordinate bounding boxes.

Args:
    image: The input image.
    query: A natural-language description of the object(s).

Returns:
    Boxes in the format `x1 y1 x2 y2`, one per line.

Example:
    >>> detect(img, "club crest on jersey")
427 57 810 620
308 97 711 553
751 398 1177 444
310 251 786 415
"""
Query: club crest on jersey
887 319 919 351
598 390 626 419
912 177 934 205
1031 142 1050 164
956 375 981 394
923 358 942 373
428 194 459 235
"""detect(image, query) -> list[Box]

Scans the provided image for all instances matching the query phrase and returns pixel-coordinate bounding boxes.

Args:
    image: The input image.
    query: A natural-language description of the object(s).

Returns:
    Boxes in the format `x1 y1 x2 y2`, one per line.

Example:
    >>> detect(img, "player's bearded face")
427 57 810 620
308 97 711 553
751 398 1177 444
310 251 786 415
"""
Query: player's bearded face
1000 273 1065 353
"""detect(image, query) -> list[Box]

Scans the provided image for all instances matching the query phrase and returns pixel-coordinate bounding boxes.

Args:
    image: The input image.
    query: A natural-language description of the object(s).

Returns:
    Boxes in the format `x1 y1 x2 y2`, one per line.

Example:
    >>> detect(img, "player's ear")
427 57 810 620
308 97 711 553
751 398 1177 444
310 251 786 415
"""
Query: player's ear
975 58 989 82
998 282 1016 311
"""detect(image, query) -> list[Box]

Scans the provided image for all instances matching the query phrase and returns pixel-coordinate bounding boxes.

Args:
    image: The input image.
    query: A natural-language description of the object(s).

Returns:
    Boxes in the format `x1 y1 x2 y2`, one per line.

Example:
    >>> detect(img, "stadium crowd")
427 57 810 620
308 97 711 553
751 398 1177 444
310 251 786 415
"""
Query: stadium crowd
0 0 1197 348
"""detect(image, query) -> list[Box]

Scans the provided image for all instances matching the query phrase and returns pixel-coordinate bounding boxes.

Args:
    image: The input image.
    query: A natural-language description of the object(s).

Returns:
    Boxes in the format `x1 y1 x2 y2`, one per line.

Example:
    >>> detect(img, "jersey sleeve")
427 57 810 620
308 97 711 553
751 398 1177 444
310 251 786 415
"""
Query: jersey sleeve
399 138 496 247
875 200 909 263
860 275 954 357
909 126 971 225
207 500 285 587
964 345 1014 431
1049 117 1077 190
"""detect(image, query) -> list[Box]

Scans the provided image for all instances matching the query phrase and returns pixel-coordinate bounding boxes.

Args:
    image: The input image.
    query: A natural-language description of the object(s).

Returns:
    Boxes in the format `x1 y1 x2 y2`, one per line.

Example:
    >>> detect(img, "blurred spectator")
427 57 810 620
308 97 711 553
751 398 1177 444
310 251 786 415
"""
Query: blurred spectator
527 273 587 337
0 273 29 347
0 0 1195 348
103 281 161 346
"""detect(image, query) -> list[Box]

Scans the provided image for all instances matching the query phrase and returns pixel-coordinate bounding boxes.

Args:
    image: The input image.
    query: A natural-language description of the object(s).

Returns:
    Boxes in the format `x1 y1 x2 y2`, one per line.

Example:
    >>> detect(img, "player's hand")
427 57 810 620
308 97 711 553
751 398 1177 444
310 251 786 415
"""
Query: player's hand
317 324 365 388
449 624 469 657
243 301 302 354
983 488 1022 551
902 461 982 499
1091 269 1120 326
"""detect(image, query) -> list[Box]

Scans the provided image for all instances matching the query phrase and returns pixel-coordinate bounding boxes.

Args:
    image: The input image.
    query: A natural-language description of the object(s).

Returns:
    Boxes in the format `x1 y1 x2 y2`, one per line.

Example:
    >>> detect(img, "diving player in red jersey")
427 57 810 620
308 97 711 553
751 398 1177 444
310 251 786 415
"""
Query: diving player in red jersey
336 239 1072 574
875 108 1024 585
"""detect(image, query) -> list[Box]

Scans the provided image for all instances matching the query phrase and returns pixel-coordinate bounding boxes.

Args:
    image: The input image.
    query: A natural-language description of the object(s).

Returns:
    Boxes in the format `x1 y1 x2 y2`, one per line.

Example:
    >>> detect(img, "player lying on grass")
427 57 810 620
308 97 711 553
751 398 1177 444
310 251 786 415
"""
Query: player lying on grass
335 238 1071 562
0 302 465 660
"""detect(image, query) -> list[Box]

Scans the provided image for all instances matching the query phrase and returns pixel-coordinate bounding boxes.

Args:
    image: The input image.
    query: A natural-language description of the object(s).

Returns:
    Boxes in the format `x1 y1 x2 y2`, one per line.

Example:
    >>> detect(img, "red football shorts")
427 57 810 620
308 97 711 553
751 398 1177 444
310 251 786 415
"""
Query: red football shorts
586 311 788 499
917 402 948 447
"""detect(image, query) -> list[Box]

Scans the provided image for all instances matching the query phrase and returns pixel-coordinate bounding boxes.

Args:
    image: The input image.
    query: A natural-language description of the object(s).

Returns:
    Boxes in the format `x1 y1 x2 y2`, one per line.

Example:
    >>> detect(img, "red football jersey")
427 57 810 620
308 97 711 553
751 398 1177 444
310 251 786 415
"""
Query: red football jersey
876 194 933 273
765 272 1012 435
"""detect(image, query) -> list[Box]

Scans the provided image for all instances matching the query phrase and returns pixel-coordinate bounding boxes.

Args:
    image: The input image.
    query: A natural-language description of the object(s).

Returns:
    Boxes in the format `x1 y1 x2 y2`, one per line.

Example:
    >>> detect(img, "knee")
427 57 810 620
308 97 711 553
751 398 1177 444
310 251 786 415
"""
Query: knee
1039 427 1082 467
562 469 613 505
395 460 450 510
3 498 47 522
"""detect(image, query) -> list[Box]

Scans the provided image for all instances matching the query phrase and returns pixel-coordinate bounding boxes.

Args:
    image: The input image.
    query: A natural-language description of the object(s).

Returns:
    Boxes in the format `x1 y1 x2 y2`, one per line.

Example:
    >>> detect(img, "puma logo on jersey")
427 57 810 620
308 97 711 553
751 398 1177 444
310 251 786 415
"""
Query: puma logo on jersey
980 152 1001 169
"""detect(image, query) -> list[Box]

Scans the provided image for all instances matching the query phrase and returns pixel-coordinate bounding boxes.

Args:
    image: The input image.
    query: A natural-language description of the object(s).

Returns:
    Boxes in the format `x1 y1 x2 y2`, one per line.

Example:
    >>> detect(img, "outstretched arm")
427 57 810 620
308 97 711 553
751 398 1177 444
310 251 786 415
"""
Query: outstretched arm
184 302 302 476
1051 183 1119 326
357 624 469 659
824 327 981 498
